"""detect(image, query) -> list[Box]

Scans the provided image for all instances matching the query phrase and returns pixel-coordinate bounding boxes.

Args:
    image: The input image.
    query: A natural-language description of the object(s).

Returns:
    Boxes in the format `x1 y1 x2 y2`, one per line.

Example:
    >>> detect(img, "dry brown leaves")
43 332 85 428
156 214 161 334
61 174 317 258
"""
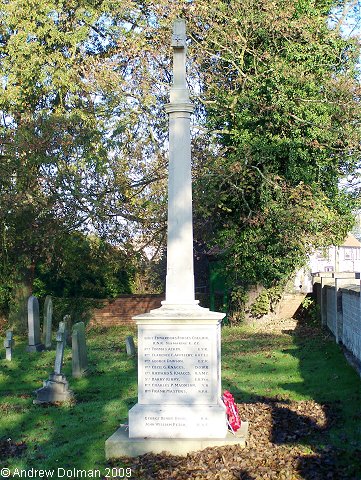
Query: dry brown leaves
110 318 360 479
113 398 358 480
0 438 27 459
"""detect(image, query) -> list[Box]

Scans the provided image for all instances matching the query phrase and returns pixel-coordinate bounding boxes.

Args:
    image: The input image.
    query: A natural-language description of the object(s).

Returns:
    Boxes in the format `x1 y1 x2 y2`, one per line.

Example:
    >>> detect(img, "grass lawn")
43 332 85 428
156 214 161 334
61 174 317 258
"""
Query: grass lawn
0 318 360 478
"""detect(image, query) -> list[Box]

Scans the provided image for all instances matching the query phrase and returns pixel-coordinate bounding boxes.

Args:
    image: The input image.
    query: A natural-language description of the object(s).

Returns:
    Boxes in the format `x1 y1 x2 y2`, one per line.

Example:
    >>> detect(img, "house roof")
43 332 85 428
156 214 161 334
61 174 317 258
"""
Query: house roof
342 233 361 248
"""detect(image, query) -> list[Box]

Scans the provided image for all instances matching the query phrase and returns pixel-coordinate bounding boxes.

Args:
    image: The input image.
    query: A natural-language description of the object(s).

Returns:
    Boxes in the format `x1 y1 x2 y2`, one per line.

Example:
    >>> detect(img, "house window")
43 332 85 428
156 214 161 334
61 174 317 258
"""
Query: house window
316 249 330 261
343 247 360 261
343 248 352 260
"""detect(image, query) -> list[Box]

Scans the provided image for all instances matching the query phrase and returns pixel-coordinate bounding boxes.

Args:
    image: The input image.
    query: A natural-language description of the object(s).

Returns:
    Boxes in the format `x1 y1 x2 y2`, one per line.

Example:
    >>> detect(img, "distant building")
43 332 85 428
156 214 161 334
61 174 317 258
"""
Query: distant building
294 233 361 293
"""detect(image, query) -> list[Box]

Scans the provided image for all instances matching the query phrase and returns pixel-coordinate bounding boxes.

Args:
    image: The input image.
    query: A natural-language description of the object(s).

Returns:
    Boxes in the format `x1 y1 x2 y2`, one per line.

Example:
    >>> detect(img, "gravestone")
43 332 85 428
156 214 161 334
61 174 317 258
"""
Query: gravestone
72 322 88 378
105 19 248 459
43 295 53 349
26 296 44 352
125 336 136 356
4 331 14 361
63 315 72 346
33 321 74 404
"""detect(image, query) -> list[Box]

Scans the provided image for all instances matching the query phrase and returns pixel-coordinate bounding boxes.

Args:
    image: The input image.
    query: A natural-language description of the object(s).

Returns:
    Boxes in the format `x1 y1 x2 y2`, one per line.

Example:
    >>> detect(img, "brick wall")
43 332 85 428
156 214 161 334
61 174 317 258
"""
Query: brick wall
90 295 165 327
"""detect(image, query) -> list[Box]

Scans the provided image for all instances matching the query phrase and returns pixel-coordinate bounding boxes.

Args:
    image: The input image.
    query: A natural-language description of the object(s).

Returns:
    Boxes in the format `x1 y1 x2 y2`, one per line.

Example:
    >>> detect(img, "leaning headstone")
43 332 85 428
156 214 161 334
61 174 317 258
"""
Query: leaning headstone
72 322 88 378
43 296 53 349
33 321 74 404
26 296 44 352
125 336 136 356
4 331 14 361
63 315 72 347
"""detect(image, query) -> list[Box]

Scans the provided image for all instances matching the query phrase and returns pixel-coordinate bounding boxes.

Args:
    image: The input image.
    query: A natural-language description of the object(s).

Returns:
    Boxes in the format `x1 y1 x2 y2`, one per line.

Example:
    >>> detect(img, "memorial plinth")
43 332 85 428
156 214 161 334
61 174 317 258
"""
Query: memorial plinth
128 306 226 440
105 19 248 459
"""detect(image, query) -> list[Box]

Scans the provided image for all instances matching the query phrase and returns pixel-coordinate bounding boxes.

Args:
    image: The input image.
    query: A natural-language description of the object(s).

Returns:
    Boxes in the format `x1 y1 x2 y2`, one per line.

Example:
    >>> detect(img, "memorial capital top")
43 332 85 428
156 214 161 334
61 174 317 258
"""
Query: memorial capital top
171 18 186 48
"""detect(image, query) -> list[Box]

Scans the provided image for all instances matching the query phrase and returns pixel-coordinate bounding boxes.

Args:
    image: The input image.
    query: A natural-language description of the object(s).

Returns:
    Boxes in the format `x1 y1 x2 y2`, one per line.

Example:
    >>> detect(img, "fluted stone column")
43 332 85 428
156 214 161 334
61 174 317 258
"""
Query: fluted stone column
164 19 196 306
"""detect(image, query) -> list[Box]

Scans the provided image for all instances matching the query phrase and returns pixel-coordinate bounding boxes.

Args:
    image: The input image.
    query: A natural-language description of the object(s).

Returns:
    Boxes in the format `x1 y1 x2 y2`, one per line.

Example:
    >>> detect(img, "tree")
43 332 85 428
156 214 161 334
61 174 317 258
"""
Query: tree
187 0 361 303
0 0 173 315
1 0 360 322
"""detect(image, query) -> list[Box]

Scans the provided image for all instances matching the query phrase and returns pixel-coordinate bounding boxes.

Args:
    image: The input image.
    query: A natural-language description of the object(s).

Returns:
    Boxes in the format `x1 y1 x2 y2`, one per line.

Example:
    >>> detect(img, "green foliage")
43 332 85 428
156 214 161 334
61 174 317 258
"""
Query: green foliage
51 297 103 328
0 0 169 309
300 295 321 323
228 286 248 324
191 0 361 295
249 290 271 318
8 284 31 334
249 285 284 318
0 0 360 322
32 232 135 299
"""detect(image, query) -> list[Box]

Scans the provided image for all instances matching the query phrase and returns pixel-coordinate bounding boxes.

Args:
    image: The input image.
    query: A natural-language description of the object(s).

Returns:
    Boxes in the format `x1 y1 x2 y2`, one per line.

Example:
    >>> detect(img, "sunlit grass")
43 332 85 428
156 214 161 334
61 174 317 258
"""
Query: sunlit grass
0 321 360 475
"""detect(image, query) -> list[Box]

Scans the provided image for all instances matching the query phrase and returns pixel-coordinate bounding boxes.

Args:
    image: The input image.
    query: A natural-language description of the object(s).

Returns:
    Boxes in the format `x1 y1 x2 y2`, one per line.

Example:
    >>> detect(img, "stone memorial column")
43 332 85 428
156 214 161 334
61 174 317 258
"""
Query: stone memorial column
105 19 248 458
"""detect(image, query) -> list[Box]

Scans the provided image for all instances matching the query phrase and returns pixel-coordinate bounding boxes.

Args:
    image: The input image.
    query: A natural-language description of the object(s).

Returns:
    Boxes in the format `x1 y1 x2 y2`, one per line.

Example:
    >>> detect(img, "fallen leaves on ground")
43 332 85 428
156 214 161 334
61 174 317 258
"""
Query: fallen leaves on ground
0 438 27 458
111 398 359 479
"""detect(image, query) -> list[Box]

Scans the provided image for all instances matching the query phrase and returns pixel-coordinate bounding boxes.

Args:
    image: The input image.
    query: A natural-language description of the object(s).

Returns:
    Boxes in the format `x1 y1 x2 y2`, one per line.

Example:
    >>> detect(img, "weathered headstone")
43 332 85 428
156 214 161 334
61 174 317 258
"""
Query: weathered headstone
105 19 248 459
72 322 88 378
63 315 72 347
33 321 74 404
43 295 53 349
26 296 44 352
4 331 14 361
125 336 136 356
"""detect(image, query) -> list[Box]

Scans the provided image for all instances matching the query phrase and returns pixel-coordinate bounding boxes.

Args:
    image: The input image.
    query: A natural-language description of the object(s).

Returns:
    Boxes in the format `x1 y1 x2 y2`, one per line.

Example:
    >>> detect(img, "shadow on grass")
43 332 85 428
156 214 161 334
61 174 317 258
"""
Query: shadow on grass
2 317 361 479
0 325 138 472
223 314 361 480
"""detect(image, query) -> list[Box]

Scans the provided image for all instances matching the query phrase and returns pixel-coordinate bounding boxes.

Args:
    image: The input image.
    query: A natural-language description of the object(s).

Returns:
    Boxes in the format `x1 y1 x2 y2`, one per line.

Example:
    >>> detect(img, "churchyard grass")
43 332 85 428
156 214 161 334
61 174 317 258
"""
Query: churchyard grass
1 320 360 476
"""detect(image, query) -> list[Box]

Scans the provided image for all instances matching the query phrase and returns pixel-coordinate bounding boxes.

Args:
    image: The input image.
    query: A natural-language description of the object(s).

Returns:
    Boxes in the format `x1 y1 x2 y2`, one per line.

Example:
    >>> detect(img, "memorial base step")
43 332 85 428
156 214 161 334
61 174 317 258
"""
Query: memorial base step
105 422 249 458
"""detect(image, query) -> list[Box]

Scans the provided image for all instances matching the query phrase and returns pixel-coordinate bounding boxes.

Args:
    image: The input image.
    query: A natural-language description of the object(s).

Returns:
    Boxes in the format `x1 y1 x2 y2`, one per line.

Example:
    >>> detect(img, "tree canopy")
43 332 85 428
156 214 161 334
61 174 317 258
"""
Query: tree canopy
0 0 360 318
190 0 361 293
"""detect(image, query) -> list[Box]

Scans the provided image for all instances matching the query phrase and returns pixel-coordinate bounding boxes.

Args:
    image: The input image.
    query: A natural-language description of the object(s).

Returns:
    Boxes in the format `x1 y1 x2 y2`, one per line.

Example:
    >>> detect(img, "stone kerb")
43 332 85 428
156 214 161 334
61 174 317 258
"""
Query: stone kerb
332 272 360 279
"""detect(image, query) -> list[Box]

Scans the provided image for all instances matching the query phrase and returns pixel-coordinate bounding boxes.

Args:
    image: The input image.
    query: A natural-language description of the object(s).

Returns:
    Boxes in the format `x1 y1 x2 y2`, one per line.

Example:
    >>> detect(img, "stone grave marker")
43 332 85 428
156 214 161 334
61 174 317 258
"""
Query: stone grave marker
105 19 248 459
125 336 136 356
26 295 44 352
33 321 74 404
4 331 14 361
43 295 53 349
72 322 88 378
63 314 72 346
